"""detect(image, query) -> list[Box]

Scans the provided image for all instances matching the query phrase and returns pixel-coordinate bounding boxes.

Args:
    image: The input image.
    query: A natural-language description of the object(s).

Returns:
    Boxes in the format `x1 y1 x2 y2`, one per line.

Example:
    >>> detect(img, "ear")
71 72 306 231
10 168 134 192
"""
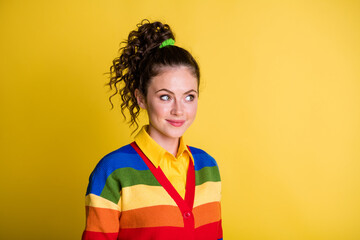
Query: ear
135 89 147 110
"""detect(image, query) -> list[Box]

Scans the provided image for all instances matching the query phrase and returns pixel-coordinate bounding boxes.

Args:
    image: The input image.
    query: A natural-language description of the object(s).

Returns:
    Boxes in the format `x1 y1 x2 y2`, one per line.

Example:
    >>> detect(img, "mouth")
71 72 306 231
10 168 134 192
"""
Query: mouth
166 119 185 127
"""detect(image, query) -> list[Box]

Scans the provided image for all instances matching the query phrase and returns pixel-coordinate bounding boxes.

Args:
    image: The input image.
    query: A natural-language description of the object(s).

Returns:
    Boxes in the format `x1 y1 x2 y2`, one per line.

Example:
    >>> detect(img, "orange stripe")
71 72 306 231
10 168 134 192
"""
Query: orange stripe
85 206 120 233
120 205 184 228
193 201 221 228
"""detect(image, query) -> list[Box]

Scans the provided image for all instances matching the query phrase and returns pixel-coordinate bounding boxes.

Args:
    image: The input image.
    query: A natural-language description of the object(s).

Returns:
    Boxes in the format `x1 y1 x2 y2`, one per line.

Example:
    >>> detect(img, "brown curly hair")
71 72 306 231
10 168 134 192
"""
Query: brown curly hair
107 19 200 132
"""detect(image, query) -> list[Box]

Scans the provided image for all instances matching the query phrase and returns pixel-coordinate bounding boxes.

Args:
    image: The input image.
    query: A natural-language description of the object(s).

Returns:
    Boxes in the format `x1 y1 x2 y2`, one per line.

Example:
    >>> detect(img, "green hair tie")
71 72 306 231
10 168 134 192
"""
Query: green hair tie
159 38 175 48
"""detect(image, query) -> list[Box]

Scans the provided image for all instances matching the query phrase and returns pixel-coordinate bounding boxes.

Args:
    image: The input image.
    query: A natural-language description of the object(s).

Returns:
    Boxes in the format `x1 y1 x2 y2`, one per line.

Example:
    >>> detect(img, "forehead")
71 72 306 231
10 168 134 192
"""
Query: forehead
149 66 198 91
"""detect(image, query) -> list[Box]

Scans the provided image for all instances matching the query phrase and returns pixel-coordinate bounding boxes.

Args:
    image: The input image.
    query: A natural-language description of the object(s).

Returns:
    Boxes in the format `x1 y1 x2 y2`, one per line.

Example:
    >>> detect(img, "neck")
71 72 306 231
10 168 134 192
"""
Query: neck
147 126 179 156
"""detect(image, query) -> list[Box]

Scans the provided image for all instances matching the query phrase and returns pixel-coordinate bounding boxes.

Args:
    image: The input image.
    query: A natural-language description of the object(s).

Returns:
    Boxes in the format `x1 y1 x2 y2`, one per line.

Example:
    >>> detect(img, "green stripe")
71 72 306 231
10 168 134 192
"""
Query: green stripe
101 168 160 203
195 166 221 185
101 166 220 204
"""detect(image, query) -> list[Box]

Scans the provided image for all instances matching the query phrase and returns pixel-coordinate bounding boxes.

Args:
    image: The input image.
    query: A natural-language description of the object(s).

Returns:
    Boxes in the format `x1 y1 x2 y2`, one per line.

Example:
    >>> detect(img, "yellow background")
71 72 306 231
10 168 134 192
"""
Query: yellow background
1 0 359 239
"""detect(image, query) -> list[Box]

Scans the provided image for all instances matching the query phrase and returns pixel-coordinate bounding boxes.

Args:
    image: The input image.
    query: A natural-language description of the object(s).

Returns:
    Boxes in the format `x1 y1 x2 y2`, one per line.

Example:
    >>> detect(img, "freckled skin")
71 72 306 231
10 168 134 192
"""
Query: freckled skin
135 66 198 155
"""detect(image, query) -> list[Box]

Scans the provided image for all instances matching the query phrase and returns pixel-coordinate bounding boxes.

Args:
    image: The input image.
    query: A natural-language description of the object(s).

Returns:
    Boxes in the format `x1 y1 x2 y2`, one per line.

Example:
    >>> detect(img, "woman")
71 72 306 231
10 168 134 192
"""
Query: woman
82 19 223 240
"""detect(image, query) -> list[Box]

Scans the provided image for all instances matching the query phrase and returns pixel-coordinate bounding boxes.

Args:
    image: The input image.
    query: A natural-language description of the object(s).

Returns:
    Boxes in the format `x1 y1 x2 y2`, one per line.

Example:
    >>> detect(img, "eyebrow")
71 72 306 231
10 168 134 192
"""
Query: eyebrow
155 89 198 95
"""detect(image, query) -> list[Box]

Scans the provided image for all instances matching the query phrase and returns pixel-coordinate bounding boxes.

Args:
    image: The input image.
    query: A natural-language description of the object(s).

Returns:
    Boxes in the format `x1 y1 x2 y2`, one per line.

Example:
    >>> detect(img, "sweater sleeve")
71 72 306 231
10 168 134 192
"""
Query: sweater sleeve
82 160 122 240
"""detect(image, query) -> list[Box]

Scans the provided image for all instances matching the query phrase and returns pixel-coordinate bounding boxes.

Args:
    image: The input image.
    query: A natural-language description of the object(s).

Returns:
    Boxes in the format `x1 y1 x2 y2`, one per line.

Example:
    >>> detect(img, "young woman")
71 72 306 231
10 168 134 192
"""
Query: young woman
82 19 223 240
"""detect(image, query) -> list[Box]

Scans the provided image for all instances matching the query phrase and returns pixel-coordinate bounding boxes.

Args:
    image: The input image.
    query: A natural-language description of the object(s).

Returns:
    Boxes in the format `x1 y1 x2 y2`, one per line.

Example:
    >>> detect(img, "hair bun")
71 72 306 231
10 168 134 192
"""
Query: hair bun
132 19 175 56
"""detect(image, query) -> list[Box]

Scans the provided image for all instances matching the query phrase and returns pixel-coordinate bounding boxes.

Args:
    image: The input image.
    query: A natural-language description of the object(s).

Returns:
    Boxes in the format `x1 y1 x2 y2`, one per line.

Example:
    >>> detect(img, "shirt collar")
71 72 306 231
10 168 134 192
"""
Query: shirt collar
134 125 194 168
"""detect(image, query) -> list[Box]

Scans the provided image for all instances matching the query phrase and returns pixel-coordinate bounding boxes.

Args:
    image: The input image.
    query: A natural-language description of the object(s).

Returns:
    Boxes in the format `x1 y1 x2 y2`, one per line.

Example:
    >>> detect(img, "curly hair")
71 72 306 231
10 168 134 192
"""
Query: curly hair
107 19 200 132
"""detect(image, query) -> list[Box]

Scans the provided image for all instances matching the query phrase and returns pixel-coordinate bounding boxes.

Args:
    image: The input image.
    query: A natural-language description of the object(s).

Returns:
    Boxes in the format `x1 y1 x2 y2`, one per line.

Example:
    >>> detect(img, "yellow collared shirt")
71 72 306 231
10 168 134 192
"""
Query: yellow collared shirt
134 125 194 199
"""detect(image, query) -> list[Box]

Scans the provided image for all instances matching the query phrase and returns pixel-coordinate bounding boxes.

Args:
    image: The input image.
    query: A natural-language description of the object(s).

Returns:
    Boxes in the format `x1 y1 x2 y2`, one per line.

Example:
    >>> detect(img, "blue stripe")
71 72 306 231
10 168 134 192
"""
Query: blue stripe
189 146 219 171
86 144 219 195
86 144 149 195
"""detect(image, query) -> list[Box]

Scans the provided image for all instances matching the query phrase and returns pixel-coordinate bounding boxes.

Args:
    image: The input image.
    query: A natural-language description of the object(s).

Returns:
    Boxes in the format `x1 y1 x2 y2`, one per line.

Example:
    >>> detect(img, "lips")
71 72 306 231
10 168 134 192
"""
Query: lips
166 119 185 127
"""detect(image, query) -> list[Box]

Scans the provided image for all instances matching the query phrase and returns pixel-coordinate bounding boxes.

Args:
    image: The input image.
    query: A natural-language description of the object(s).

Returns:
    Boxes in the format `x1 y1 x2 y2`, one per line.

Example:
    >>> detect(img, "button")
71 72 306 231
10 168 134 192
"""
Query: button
183 211 191 219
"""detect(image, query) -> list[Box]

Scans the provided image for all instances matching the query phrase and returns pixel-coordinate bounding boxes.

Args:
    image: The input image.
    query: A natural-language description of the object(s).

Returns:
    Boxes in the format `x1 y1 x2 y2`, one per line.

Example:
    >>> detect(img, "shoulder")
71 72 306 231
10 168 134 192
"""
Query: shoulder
188 146 219 171
86 143 147 195
95 144 147 171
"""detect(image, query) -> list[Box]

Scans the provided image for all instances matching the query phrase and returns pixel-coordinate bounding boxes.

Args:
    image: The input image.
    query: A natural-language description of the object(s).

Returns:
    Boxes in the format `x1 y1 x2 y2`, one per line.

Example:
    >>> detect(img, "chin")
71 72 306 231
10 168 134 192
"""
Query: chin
162 124 189 138
164 128 186 139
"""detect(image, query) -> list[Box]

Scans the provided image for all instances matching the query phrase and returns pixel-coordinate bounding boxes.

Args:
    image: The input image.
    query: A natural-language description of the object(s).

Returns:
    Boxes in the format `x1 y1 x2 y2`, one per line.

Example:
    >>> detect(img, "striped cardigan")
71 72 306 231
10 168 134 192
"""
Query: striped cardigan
82 142 223 240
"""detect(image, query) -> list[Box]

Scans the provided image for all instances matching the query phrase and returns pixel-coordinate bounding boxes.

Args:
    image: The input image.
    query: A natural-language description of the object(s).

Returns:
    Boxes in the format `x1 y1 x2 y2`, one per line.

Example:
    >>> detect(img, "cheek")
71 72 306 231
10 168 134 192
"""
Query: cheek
187 103 198 118
147 103 169 119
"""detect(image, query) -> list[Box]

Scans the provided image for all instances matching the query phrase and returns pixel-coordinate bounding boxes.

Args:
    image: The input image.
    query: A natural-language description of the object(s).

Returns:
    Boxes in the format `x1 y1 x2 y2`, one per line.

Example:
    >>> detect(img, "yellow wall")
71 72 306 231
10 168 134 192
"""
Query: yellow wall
1 0 359 239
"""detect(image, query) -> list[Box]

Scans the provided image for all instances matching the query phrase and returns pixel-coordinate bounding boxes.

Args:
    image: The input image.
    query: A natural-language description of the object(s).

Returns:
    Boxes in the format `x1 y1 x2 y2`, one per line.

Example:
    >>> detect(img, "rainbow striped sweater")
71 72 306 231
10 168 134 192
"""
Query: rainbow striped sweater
82 142 223 240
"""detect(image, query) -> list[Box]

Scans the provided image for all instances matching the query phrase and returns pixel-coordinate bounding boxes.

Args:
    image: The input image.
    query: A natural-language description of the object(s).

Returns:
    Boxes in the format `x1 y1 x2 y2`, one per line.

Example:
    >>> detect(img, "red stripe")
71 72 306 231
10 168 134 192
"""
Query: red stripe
195 221 223 240
117 221 221 240
82 231 118 240
218 219 223 239
119 226 185 240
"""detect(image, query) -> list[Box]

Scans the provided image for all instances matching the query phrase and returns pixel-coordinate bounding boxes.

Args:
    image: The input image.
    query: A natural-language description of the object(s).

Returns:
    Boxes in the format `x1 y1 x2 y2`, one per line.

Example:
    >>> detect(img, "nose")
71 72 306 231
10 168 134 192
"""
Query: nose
170 99 183 116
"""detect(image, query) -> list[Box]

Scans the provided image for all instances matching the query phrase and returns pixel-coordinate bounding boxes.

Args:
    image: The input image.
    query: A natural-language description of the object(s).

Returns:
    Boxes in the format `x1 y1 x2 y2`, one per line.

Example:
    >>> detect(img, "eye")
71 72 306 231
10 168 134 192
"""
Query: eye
160 95 170 101
185 94 195 102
